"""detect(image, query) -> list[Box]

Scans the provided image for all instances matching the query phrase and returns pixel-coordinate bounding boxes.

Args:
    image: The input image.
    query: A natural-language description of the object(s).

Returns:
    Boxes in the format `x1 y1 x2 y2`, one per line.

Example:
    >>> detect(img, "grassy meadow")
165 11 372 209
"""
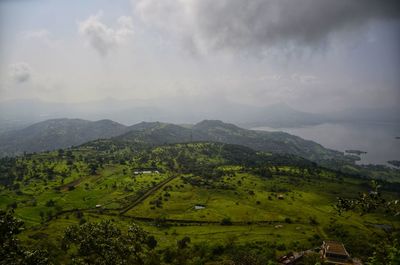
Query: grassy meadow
0 141 399 263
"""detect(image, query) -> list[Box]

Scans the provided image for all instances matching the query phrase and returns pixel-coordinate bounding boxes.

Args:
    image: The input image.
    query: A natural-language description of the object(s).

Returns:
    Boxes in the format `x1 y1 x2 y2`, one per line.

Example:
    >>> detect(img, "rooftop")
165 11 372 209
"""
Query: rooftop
323 241 350 256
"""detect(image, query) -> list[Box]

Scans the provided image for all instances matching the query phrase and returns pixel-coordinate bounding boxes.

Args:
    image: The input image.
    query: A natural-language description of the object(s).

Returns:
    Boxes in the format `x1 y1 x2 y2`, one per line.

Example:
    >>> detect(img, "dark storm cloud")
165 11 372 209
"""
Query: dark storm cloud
136 0 400 52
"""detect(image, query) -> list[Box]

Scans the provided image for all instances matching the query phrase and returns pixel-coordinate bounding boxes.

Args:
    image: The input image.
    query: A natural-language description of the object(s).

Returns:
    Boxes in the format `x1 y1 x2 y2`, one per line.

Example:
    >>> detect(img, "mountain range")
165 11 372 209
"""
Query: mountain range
1 98 398 134
0 119 128 157
0 118 352 166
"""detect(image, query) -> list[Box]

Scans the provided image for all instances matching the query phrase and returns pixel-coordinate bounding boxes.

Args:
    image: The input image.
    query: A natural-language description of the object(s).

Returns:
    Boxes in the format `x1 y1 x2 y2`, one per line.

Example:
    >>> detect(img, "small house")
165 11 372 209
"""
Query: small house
321 240 353 264
133 170 160 175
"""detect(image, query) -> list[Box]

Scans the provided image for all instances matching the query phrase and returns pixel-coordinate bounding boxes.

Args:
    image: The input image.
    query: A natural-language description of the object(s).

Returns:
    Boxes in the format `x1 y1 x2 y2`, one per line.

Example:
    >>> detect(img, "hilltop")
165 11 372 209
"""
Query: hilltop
0 118 128 157
2 118 398 181
0 119 348 164
117 120 352 165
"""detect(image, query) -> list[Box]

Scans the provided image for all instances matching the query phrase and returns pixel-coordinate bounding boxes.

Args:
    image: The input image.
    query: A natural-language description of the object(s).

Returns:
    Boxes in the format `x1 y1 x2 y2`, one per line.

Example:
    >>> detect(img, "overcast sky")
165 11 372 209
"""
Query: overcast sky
0 0 399 112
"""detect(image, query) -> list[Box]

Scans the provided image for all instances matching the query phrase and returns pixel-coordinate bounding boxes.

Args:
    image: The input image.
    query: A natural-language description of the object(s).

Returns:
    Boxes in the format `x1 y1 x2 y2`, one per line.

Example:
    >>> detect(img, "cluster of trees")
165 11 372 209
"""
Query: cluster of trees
4 207 396 265
335 181 400 265
1 210 330 265
0 210 49 265
0 156 18 186
62 220 157 265
335 180 399 216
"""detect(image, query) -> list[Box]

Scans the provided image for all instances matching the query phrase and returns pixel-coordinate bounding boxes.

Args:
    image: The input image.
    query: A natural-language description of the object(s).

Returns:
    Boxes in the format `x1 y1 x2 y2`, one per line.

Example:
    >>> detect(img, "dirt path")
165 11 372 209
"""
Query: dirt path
59 176 86 191
119 175 178 214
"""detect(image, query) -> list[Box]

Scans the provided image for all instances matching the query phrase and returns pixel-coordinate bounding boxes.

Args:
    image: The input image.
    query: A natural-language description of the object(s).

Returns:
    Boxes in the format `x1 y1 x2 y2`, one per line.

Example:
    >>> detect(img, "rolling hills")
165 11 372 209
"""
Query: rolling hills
0 139 398 263
118 120 354 165
0 119 350 165
0 118 128 157
2 118 398 182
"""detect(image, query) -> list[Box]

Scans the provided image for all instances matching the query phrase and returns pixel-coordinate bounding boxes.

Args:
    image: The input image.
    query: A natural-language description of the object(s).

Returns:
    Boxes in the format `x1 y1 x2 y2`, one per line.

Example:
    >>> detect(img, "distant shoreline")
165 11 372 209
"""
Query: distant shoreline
345 150 367 155
253 122 400 166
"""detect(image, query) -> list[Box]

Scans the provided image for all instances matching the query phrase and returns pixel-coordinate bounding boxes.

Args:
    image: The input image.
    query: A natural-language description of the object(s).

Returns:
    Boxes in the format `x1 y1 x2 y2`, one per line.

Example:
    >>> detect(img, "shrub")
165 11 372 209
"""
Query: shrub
284 217 292 224
45 199 55 207
276 243 286 251
221 217 232 226
309 216 319 225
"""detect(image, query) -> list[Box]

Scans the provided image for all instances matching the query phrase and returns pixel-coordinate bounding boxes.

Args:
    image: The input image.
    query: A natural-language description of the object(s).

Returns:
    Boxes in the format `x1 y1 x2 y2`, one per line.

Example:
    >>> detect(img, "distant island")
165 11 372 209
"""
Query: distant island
387 160 400 168
344 154 361 161
396 136 400 139
345 149 367 155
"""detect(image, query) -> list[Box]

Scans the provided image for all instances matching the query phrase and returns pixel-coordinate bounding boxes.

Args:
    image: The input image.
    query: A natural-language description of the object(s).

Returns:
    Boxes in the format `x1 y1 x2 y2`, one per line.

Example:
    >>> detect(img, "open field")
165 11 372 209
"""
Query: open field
1 142 399 263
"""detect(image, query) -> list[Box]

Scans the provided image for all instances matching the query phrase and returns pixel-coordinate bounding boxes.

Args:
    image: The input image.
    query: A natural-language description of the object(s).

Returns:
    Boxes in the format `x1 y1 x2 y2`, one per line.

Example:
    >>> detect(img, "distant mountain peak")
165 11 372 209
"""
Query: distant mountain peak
128 121 166 131
0 118 128 157
194 120 241 131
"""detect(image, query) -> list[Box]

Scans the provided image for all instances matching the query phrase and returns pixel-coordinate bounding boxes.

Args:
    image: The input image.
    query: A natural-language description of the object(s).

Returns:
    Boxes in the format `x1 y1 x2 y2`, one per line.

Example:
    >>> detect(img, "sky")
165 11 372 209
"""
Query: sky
0 0 399 113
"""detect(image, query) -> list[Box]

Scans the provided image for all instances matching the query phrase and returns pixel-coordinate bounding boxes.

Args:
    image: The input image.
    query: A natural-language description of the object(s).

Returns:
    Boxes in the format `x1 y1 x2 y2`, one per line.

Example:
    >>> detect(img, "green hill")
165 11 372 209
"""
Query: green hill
0 118 355 167
0 118 128 157
118 120 353 165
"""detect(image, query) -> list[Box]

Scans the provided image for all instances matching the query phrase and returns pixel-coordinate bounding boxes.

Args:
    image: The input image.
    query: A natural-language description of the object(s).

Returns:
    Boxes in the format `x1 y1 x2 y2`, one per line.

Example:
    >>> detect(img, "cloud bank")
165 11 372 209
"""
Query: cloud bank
135 0 400 53
78 12 134 56
8 62 32 83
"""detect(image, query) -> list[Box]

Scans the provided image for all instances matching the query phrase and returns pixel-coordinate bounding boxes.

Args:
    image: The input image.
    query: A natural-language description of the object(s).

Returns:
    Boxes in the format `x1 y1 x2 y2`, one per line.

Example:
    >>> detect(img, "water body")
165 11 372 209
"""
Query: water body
253 122 400 165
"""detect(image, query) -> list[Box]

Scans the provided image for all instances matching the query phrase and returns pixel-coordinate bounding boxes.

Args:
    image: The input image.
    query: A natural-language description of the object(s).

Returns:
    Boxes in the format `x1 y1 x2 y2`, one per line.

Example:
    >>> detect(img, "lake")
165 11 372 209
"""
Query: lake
253 122 400 165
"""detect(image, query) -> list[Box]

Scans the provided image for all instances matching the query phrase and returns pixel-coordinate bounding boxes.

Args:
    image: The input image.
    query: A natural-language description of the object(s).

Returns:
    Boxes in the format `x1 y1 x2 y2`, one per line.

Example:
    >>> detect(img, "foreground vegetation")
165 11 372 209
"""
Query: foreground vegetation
0 139 399 264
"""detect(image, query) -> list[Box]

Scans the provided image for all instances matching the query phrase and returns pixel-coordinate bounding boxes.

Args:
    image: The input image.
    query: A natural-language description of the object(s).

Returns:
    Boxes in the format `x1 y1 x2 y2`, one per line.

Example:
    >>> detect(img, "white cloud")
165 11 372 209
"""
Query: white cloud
117 16 134 30
8 62 32 83
78 11 134 56
291 74 318 84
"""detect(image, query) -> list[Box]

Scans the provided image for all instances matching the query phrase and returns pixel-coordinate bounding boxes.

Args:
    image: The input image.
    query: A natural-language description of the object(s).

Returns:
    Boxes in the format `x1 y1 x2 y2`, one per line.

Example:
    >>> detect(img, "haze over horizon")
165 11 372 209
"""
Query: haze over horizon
0 0 399 116
1 3 400 263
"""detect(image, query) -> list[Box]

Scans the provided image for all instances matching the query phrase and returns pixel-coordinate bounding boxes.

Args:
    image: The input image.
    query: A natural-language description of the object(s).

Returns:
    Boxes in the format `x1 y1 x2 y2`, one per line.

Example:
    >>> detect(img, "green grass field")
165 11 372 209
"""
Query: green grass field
1 142 399 263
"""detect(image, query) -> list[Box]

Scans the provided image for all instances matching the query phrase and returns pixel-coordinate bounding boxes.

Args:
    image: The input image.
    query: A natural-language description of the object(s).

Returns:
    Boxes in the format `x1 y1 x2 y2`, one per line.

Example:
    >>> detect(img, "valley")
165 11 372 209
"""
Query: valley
1 137 399 264
2 1 399 264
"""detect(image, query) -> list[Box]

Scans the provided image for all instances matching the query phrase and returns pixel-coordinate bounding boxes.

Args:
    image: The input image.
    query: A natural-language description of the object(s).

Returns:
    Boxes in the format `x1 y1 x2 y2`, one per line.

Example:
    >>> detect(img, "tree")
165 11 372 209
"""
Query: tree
366 237 400 265
0 210 49 265
335 181 400 264
89 164 98 175
335 180 399 216
146 236 157 250
221 217 232 226
62 220 155 265
57 149 64 157
45 199 55 207
177 236 191 249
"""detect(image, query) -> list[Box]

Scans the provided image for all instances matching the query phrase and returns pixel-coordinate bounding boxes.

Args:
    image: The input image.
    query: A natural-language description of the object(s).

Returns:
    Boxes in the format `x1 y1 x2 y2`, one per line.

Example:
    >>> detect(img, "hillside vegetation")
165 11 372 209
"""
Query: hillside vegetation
118 120 355 165
0 119 349 164
0 138 399 264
